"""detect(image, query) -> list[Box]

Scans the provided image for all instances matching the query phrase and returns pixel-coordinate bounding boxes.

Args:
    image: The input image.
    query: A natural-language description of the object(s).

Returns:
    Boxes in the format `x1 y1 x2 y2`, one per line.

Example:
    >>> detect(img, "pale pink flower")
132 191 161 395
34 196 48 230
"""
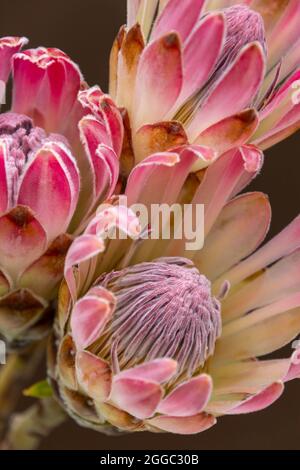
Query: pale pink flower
48 146 300 435
110 0 300 171
0 38 122 347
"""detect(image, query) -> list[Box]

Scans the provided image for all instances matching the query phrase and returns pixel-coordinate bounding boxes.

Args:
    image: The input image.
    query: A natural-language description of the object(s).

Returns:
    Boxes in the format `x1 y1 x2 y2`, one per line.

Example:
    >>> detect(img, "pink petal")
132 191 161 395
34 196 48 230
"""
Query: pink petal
115 24 145 113
110 377 163 419
188 42 265 140
277 37 300 86
116 359 177 384
98 95 124 158
222 248 300 322
151 0 205 42
211 358 291 396
71 294 115 350
0 36 28 83
78 87 123 157
254 70 300 142
133 33 183 129
147 413 216 435
158 375 212 417
85 202 141 239
50 142 80 216
267 0 300 70
66 202 141 296
127 0 142 28
17 142 79 242
215 293 300 362
285 349 300 382
255 119 300 151
234 145 264 194
126 150 198 207
255 102 300 150
133 121 188 164
12 49 46 119
64 234 105 299
0 206 47 281
109 26 126 100
77 86 105 116
88 285 116 305
215 213 300 288
79 116 117 201
192 147 263 236
76 350 112 401
12 47 82 133
96 145 119 200
196 192 271 281
195 109 259 157
135 0 159 39
19 233 72 299
228 382 284 414
178 12 225 105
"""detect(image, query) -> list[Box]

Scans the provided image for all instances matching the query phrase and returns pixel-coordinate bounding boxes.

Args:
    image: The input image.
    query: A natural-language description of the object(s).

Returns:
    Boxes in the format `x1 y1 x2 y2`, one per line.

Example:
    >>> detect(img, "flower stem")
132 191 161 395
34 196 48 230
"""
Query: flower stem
1 398 66 450
0 342 45 438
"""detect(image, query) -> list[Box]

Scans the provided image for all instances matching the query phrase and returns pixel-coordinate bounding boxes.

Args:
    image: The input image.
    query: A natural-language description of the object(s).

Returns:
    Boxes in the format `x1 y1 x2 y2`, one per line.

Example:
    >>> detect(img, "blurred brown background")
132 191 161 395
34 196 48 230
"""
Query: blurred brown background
1 0 299 450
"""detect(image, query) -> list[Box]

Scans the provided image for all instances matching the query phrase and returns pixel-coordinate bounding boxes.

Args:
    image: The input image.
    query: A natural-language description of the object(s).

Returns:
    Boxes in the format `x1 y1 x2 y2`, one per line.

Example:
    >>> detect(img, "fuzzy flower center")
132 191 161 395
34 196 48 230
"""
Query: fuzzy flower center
220 5 266 68
96 258 221 379
0 112 66 206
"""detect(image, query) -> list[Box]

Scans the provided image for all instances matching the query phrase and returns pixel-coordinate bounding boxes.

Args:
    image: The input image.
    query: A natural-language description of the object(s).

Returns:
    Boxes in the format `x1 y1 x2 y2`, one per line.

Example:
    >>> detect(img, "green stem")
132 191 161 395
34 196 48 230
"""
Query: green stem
1 398 66 450
0 342 44 438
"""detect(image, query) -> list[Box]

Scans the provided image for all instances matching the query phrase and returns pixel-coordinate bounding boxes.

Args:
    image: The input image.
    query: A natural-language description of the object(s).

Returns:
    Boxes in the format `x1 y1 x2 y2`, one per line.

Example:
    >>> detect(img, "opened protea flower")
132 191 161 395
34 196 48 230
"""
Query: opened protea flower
0 37 122 348
48 147 300 435
110 0 300 171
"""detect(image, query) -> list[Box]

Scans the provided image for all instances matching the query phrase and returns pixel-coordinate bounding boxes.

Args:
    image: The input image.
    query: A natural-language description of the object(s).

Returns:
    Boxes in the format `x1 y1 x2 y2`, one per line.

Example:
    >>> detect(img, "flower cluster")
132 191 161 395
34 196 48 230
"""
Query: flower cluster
1 0 300 438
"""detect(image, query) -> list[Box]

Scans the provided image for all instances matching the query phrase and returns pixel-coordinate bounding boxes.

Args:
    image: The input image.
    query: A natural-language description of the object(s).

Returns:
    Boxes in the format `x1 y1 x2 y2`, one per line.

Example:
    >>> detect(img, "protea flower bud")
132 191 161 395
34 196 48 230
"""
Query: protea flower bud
112 0 300 171
48 151 300 436
0 112 78 347
81 259 221 373
0 39 122 348
50 258 221 434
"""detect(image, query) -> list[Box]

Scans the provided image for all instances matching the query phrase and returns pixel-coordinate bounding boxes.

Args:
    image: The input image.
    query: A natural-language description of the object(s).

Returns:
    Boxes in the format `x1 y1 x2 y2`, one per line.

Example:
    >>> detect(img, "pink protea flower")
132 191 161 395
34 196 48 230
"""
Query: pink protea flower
110 0 300 171
48 146 300 435
0 37 122 348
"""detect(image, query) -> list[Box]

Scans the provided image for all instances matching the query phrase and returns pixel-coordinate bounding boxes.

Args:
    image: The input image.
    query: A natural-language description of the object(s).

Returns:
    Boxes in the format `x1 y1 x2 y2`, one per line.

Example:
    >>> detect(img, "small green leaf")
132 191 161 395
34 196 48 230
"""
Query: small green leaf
23 379 53 398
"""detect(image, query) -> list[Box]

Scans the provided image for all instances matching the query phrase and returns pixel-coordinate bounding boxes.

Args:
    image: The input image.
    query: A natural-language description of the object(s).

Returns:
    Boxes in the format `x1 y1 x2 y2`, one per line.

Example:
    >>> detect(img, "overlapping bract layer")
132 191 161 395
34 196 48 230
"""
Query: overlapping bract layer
49 143 300 435
0 38 122 345
110 0 300 171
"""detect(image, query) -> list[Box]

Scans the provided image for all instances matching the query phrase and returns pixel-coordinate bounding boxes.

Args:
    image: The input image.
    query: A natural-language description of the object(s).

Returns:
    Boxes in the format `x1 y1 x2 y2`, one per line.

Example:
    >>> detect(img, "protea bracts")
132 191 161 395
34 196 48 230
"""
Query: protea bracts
48 146 300 435
110 0 300 172
0 37 122 349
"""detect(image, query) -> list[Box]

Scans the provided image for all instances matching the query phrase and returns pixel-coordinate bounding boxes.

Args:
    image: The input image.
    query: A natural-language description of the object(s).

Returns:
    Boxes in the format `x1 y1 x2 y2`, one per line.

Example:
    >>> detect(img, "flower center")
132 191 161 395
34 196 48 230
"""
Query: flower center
176 5 266 124
0 112 67 207
96 258 221 379
220 5 266 69
0 112 47 205
0 112 47 166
